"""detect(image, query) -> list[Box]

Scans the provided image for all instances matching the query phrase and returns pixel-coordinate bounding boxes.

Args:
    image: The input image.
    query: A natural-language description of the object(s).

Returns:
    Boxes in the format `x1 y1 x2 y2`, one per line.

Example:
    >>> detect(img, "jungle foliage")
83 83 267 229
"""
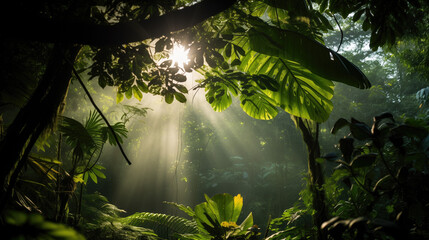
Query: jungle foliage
1 0 428 240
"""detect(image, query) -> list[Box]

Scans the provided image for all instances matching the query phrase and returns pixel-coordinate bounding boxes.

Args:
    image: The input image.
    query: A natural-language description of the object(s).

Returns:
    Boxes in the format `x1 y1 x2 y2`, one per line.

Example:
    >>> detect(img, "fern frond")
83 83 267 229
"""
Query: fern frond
164 201 195 217
120 212 198 239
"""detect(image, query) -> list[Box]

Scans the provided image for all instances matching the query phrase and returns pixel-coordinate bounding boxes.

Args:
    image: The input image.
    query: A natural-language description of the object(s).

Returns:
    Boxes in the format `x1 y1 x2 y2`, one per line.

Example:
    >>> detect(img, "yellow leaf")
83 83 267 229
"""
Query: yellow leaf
233 194 243 206
73 174 84 184
221 221 239 228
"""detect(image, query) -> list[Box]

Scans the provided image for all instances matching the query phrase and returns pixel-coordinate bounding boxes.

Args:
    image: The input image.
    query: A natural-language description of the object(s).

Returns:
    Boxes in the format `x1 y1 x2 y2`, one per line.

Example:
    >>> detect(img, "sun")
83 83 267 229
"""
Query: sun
170 43 189 69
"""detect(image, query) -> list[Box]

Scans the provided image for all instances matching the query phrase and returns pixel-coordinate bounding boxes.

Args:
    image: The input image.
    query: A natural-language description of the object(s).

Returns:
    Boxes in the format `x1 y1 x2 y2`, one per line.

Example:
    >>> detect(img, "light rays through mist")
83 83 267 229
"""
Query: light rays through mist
110 97 184 213
71 70 306 220
65 71 307 223
105 84 272 214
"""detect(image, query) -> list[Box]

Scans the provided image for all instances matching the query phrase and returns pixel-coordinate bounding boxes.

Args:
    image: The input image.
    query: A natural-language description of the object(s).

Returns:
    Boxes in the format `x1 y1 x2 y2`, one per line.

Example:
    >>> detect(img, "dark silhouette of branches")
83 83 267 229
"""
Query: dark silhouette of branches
3 0 237 46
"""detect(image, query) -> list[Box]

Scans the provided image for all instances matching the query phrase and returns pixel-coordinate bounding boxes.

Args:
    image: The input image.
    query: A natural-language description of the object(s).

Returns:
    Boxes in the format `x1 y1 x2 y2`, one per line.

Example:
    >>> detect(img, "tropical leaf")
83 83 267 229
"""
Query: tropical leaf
203 75 238 112
84 111 104 148
121 212 198 239
164 201 195 217
240 49 334 122
247 25 370 89
60 111 109 163
199 6 369 122
59 116 95 152
227 23 369 122
240 86 279 120
331 118 350 134
101 122 128 146
350 153 377 169
122 104 150 117
189 193 253 238
211 193 242 223
27 155 60 181
238 212 253 233
200 69 279 119
83 167 106 185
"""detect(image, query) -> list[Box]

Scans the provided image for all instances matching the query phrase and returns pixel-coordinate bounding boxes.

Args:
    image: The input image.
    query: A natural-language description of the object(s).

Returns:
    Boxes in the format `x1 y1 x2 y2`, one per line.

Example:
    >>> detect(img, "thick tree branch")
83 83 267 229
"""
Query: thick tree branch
4 0 237 46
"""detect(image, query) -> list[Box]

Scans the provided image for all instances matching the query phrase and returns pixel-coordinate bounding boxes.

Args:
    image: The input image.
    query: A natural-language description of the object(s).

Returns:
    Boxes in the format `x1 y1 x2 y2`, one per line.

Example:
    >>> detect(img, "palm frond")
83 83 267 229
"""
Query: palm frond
84 110 105 148
241 51 334 122
59 116 96 152
27 155 60 181
164 201 195 218
121 212 198 239
101 122 128 146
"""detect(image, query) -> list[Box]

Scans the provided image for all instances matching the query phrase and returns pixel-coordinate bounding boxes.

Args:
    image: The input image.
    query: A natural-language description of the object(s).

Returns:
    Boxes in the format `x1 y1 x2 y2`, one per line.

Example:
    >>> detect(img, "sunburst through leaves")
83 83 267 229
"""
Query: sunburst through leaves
170 43 189 69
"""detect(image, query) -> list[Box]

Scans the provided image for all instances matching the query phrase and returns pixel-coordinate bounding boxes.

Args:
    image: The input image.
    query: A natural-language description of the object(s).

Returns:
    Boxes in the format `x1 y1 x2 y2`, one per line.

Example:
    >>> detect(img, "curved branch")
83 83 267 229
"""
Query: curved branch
4 0 237 46
70 63 132 165
333 14 343 52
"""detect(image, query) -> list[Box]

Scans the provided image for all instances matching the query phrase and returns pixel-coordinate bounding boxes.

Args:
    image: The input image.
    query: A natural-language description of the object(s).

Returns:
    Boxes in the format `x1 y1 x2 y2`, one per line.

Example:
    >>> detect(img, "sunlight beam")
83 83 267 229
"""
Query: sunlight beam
170 43 189 69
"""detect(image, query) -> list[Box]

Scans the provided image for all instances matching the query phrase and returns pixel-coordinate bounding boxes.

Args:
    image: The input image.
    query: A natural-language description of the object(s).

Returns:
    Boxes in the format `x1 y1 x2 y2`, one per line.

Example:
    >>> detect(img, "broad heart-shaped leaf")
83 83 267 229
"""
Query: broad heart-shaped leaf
240 50 334 122
248 26 371 89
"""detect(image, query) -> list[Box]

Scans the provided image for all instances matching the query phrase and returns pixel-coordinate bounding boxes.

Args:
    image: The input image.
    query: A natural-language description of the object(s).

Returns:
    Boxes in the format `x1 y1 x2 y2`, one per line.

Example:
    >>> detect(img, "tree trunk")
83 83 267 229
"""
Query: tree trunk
294 116 328 240
0 43 81 212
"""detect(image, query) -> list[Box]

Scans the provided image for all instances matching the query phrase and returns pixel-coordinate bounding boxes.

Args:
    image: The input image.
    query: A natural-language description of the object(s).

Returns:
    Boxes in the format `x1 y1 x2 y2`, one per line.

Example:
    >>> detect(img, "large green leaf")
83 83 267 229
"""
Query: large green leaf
240 86 279 120
200 13 369 122
203 75 239 112
240 50 334 122
203 69 279 119
247 25 370 89
209 193 244 223
233 24 370 122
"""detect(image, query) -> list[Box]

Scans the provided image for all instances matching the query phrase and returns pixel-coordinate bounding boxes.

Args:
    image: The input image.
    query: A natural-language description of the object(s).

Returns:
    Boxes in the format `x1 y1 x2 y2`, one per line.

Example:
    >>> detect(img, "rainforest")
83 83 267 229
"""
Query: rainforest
1 0 428 239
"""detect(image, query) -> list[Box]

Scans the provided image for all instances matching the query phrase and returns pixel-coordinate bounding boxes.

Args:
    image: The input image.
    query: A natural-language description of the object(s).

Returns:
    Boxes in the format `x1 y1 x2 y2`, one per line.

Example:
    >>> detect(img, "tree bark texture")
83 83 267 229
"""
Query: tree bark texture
0 43 81 212
295 117 328 240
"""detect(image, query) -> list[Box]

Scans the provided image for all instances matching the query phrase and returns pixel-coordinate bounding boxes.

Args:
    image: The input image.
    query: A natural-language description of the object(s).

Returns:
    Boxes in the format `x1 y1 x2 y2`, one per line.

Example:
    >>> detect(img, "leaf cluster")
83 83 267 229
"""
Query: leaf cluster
322 112 429 239
313 0 423 50
170 193 259 240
